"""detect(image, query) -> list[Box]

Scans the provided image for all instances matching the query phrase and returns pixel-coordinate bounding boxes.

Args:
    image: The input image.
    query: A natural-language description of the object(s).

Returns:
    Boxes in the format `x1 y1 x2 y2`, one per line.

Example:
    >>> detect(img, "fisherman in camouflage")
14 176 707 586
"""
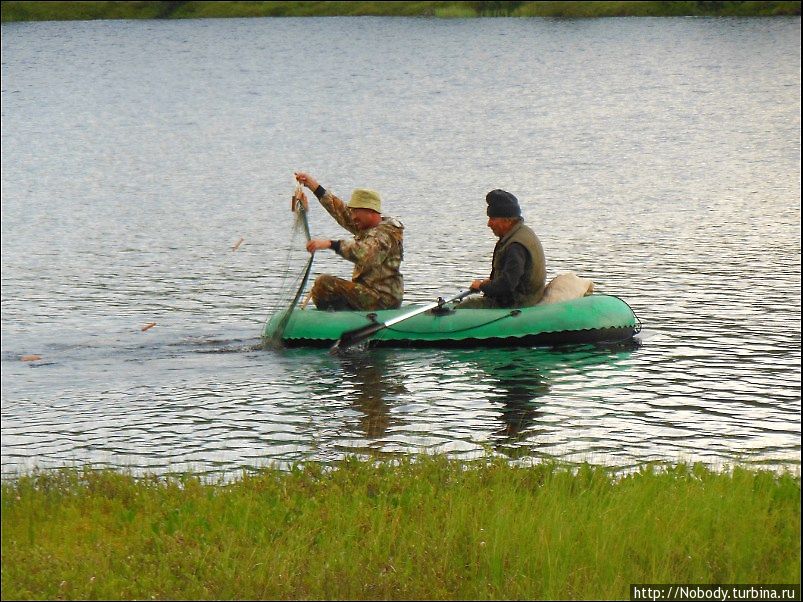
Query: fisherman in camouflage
293 171 404 311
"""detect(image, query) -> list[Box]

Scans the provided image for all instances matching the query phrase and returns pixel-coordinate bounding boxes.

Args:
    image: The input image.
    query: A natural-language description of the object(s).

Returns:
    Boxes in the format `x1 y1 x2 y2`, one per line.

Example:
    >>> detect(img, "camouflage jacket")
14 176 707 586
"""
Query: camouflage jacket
318 190 404 307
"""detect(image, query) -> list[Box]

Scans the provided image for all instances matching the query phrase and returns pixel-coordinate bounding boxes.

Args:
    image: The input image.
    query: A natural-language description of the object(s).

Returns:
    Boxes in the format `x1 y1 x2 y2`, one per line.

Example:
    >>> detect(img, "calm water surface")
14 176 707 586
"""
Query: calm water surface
1 16 800 478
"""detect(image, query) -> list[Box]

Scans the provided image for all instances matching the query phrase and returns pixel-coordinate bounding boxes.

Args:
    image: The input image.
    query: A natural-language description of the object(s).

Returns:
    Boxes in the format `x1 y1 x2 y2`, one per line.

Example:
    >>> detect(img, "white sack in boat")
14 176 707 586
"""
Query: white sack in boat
539 272 594 305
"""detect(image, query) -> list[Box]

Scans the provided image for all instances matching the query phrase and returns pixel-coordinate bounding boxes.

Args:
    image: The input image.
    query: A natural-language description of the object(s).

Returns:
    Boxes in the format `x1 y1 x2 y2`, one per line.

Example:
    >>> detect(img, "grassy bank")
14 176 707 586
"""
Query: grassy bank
1 1 801 22
2 456 800 600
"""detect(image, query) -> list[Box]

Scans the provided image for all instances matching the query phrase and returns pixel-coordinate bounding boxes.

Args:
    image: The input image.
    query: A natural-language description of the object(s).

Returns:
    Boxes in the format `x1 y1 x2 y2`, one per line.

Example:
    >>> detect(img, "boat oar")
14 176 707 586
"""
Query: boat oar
330 289 478 353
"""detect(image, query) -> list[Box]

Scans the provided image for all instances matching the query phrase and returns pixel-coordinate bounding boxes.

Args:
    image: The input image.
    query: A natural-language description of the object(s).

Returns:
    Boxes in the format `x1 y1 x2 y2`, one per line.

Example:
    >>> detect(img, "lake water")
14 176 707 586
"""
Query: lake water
1 15 800 479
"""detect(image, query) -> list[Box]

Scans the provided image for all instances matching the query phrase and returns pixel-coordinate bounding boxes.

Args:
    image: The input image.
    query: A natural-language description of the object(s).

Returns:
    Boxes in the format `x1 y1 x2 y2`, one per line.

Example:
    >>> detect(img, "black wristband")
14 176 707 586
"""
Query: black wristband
330 240 342 255
313 185 326 200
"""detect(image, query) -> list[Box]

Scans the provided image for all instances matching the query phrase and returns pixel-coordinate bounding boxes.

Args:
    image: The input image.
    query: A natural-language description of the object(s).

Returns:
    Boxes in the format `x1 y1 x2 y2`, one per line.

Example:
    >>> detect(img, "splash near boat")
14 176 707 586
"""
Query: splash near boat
263 294 641 349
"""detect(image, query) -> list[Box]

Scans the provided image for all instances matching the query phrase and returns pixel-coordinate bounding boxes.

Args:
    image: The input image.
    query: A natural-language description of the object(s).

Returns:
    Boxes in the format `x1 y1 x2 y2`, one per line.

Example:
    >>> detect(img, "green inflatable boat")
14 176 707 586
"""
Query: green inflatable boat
263 294 641 349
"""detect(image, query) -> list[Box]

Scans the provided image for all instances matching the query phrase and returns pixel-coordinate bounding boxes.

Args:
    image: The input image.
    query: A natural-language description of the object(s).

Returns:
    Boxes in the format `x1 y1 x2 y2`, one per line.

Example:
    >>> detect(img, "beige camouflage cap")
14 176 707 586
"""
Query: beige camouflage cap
348 188 382 213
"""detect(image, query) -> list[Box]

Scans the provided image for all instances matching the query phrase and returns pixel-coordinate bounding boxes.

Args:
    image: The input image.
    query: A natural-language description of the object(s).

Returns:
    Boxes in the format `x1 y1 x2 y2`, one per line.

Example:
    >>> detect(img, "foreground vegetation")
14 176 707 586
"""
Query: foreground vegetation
1 1 800 22
2 456 800 600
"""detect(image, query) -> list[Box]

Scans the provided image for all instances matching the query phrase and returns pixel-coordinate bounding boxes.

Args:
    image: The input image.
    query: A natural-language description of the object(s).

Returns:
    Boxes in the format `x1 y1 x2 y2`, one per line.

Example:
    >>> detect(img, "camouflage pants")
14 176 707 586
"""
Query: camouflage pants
310 275 389 311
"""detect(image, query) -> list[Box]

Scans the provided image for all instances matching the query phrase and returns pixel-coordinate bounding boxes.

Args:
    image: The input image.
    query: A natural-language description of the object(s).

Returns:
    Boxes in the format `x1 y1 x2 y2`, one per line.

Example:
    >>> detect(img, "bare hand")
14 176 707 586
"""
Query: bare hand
306 238 331 253
470 278 490 291
294 171 320 192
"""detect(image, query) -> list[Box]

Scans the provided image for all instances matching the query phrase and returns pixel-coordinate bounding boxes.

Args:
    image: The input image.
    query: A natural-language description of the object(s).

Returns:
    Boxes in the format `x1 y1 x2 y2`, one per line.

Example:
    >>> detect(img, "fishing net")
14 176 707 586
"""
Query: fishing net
264 184 314 347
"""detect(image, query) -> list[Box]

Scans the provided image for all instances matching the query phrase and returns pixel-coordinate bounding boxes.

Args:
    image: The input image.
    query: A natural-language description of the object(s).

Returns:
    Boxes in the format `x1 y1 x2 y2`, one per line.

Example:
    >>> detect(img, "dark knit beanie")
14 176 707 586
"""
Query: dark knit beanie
486 189 521 218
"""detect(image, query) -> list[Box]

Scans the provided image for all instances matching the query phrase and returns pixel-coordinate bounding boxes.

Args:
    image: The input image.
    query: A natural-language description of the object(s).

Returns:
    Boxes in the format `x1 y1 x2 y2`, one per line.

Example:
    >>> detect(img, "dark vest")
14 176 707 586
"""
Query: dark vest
490 221 546 307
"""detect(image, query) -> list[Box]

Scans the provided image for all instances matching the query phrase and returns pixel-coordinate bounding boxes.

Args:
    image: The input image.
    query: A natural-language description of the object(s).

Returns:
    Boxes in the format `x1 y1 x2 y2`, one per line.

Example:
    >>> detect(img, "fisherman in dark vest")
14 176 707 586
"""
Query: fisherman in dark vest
460 189 546 309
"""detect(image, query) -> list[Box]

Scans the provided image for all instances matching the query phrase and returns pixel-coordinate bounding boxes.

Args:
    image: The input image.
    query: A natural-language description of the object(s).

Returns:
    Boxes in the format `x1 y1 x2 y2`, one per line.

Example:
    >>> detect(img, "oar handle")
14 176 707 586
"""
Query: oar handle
448 289 477 304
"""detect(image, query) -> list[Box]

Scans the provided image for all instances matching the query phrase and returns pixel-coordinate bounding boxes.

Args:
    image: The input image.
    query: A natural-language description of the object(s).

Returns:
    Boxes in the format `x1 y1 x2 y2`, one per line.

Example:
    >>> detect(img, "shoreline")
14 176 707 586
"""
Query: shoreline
2 1 801 23
2 456 800 599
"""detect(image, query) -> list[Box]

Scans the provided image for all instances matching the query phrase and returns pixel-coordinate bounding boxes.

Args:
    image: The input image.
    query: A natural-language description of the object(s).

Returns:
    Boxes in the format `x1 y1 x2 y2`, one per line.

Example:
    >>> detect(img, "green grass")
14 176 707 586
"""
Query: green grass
1 1 800 21
433 3 480 18
2 456 800 600
0 1 165 21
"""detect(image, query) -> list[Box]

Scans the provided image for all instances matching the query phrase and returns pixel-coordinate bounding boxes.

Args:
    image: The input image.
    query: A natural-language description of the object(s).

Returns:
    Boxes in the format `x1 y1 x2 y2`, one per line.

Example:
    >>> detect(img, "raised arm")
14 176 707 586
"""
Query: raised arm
295 171 358 234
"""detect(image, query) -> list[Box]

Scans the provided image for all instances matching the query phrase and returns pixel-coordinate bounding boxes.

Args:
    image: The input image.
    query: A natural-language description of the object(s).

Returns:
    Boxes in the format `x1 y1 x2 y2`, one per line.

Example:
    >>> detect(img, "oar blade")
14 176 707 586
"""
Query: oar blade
330 322 386 354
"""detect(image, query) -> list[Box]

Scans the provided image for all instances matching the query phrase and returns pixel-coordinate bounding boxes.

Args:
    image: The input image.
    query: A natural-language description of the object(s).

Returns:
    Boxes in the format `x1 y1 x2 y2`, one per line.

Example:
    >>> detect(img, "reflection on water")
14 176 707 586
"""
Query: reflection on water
269 341 645 466
330 353 408 439
330 348 553 444
481 353 549 447
443 343 642 459
454 348 550 458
